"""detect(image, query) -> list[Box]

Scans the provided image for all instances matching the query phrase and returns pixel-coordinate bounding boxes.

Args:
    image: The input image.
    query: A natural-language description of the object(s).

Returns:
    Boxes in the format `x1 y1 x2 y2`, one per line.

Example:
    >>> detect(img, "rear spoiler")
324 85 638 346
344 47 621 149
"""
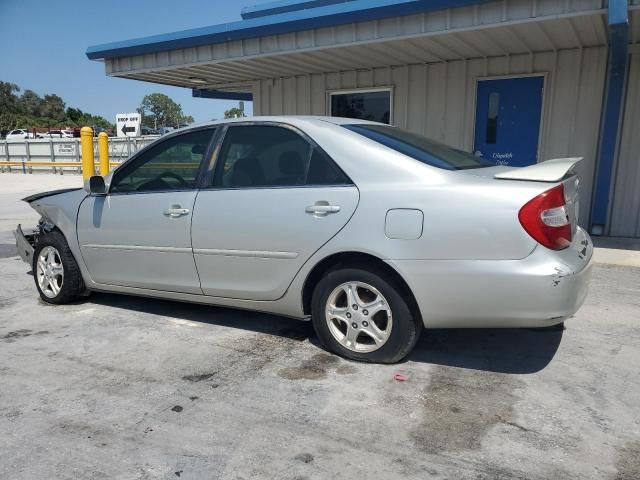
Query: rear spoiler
494 157 583 182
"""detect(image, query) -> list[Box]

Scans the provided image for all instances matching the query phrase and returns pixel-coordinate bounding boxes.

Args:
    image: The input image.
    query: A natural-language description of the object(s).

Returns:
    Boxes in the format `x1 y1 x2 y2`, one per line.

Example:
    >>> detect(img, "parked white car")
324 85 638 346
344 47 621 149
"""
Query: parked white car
5 129 47 140
40 130 74 139
5 129 31 140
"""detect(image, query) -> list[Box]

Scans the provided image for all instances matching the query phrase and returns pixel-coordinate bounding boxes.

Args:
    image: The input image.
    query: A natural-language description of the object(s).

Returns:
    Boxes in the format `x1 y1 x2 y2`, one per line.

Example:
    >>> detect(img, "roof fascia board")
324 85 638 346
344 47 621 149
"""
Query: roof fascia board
241 0 356 20
87 0 490 60
193 88 253 101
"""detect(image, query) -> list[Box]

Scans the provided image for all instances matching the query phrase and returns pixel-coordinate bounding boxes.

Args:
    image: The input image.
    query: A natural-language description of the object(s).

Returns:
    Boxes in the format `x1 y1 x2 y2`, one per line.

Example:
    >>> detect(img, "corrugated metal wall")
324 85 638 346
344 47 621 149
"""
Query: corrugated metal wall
253 46 607 226
610 52 640 237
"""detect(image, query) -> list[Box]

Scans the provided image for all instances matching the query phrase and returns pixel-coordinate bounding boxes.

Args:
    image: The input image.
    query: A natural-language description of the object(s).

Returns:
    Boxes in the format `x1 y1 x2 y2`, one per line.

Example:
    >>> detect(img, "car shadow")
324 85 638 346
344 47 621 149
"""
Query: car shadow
0 244 18 259
407 327 563 374
87 293 562 374
88 292 314 341
592 236 640 251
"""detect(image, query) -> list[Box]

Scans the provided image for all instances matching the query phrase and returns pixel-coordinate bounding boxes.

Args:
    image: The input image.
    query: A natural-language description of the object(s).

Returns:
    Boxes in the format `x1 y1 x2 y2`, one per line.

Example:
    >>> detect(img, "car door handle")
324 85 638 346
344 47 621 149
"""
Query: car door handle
164 206 190 218
305 203 341 216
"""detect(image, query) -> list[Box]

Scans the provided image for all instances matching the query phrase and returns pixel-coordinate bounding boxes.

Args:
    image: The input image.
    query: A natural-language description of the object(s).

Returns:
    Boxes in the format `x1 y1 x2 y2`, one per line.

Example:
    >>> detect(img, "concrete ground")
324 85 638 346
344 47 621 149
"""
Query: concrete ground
1 173 639 480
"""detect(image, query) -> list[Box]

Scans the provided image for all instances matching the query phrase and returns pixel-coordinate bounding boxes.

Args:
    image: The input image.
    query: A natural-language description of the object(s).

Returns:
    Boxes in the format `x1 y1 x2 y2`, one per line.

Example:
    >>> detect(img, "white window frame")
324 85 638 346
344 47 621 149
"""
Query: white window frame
327 87 394 124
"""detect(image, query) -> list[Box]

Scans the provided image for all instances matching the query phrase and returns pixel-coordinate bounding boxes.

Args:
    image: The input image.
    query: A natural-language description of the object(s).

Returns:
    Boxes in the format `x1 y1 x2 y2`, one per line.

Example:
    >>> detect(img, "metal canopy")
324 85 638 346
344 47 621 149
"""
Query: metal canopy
87 0 492 60
102 5 612 94
86 1 640 101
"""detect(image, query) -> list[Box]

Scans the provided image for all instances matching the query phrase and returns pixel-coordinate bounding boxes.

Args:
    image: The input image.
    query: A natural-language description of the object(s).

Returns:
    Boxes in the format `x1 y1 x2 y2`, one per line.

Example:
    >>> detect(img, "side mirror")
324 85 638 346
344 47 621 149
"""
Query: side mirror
87 175 107 195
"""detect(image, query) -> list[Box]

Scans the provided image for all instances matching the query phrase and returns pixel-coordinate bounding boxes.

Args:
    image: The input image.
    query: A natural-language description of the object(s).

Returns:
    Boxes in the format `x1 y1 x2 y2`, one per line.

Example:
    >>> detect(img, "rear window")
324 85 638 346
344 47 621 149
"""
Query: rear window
344 124 494 170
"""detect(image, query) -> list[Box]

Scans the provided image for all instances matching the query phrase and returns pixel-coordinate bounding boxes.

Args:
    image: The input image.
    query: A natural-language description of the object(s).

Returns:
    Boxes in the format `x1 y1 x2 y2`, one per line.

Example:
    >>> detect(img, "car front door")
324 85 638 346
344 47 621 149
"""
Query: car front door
77 128 216 293
191 123 359 301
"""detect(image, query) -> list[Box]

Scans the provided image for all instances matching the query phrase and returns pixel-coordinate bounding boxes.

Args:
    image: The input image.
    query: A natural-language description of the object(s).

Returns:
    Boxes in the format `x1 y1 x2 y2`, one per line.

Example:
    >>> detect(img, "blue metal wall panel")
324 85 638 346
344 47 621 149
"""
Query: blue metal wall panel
590 0 629 230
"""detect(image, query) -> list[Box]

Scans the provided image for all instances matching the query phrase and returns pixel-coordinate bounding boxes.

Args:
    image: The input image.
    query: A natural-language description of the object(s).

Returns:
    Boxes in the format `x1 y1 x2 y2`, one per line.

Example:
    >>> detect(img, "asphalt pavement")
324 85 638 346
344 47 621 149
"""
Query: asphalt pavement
1 173 639 480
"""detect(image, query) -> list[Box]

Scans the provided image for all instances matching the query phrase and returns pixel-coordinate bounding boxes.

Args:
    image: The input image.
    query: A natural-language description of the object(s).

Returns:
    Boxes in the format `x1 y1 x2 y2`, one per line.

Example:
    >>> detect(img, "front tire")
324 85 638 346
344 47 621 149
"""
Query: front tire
311 267 421 364
33 230 84 304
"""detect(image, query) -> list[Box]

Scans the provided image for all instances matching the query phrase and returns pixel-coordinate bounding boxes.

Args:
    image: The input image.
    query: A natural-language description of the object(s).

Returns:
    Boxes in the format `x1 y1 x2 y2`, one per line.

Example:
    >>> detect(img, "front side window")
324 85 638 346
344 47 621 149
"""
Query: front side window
110 129 215 193
344 124 494 170
330 90 391 124
214 125 350 188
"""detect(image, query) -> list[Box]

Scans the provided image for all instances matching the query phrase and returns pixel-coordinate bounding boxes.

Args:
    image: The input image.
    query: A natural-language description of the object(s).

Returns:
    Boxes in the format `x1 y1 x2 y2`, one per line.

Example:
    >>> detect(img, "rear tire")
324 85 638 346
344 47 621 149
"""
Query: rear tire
311 267 421 364
33 230 84 304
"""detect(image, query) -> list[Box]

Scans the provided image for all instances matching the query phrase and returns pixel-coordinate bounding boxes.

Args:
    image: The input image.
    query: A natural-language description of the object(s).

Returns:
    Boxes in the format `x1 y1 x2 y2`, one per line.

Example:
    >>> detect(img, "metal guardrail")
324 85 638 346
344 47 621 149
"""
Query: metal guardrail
0 136 160 174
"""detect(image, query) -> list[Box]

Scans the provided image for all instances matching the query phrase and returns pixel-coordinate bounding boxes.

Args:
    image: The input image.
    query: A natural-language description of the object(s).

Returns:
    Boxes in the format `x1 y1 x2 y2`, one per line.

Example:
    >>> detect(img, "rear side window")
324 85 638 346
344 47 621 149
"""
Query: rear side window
344 124 494 170
214 125 351 188
307 148 350 185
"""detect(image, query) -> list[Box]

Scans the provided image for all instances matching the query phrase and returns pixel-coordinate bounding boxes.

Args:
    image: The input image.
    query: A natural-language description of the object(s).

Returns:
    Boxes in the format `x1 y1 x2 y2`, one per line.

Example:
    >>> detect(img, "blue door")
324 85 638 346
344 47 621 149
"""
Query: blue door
474 76 544 167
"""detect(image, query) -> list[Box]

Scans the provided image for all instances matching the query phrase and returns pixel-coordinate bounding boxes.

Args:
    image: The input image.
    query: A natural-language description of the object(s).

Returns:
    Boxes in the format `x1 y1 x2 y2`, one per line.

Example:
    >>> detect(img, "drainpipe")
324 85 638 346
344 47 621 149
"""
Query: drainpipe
590 0 629 236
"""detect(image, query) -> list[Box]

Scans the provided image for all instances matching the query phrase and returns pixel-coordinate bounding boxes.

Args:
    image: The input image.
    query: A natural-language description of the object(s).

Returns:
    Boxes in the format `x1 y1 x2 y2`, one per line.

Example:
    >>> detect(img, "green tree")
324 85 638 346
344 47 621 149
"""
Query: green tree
19 89 42 117
65 107 83 123
224 107 245 119
0 81 20 115
40 94 66 121
0 82 115 134
138 93 190 129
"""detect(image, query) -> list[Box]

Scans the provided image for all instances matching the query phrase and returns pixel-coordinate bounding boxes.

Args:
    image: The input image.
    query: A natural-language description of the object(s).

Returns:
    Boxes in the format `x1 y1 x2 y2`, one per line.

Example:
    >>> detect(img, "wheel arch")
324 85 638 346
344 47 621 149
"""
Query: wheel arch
34 222 69 252
301 251 422 324
32 227 87 302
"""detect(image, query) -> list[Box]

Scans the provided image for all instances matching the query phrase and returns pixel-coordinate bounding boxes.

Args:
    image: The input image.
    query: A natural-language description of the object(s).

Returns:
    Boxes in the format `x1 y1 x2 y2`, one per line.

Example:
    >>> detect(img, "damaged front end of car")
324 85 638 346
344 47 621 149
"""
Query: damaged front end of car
14 186 85 268
14 219 57 266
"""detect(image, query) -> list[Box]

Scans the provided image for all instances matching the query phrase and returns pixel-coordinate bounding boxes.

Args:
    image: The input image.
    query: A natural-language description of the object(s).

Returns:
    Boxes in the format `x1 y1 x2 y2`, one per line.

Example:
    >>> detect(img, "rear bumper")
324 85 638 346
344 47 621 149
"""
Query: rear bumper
388 227 593 328
14 224 35 266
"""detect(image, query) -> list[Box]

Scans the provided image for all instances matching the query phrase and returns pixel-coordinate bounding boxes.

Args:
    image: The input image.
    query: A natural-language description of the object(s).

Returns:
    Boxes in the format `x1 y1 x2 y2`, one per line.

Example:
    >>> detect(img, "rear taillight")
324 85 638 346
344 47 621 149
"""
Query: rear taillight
518 184 572 250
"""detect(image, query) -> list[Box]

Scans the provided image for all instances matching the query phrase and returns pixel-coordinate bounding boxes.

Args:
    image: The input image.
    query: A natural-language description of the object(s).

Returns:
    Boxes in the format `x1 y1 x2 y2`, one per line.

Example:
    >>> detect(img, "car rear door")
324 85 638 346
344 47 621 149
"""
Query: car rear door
77 128 217 294
191 123 359 301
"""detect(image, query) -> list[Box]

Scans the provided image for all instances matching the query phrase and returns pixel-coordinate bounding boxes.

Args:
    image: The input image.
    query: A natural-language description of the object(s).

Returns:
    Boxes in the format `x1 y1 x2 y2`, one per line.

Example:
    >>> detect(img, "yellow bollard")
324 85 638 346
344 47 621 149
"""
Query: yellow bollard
98 132 109 176
80 127 95 180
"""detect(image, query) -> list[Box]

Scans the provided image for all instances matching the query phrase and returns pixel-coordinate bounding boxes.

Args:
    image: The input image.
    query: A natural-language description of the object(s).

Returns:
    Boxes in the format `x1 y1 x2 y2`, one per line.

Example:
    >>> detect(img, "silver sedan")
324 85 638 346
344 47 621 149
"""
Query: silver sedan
15 116 593 363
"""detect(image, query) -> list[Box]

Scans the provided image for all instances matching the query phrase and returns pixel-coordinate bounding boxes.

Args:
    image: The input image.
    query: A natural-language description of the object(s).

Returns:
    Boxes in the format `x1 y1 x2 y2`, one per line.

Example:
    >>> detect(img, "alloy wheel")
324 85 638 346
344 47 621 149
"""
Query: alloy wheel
36 246 64 299
325 281 393 353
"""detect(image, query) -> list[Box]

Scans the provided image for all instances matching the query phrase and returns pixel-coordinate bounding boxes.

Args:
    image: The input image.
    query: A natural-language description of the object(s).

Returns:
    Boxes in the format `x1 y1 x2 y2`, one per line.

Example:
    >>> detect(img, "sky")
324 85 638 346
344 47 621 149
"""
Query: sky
0 0 277 123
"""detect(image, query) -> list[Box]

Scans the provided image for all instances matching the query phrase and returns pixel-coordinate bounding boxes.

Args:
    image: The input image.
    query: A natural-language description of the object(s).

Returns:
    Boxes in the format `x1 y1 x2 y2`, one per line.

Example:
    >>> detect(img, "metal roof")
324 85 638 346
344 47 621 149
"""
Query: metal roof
86 0 490 60
240 0 358 20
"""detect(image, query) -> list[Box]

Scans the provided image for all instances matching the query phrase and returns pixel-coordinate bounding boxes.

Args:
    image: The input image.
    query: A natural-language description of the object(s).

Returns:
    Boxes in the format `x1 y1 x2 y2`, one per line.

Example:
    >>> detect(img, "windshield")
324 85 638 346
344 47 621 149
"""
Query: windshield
344 124 494 170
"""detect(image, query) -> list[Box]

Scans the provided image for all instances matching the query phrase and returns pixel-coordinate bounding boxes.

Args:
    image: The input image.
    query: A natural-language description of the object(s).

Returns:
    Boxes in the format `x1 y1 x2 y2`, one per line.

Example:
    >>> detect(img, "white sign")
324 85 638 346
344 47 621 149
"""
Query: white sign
54 143 75 156
116 113 141 137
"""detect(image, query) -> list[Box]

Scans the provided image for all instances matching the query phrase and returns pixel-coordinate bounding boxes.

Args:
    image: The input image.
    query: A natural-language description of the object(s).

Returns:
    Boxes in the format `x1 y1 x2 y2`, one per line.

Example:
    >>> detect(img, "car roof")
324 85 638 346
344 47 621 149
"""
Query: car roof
183 115 383 131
